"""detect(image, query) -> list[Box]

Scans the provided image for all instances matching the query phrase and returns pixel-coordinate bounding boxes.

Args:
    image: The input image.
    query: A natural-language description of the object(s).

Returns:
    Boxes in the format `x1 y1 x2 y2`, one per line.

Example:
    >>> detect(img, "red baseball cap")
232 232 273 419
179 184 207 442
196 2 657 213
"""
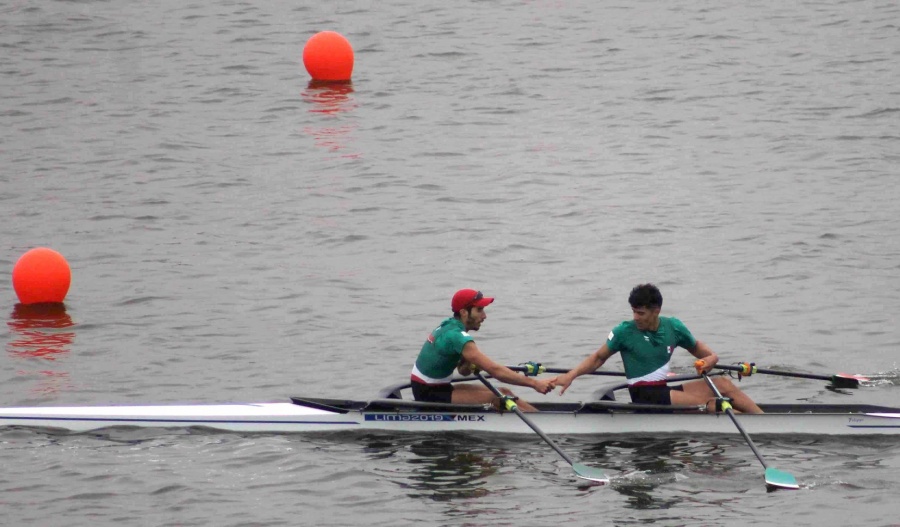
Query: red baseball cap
451 289 494 313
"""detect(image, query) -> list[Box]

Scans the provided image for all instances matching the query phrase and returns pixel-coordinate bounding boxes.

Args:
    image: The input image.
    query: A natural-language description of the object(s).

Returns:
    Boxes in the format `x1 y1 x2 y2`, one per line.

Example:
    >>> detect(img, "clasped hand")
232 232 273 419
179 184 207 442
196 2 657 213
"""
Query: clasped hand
533 377 556 394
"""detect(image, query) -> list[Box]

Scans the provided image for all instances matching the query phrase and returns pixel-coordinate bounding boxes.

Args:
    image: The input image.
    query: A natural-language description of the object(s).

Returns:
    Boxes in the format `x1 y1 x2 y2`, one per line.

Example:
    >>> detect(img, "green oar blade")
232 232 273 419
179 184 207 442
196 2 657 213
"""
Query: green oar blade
572 463 610 484
764 467 799 490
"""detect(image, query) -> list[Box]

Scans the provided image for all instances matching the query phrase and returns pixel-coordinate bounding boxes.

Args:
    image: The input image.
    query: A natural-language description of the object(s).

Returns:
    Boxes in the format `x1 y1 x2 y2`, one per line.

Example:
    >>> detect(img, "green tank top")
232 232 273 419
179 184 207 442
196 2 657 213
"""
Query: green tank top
606 316 697 384
412 317 474 384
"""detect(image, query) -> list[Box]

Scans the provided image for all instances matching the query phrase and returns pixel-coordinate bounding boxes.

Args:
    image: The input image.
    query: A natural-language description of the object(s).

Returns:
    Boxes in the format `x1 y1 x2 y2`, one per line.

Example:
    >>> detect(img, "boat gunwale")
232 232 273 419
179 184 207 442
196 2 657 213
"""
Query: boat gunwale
288 397 900 417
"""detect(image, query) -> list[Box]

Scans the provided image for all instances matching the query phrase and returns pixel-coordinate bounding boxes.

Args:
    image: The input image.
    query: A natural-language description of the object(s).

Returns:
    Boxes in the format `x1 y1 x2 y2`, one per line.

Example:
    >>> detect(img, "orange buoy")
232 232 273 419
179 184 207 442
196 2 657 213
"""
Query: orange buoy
12 247 71 305
302 31 354 81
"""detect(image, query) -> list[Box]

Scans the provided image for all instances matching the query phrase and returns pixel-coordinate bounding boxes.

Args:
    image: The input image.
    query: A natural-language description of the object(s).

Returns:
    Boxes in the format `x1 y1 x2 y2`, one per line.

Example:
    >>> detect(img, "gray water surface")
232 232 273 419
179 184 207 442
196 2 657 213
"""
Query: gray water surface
2 1 899 525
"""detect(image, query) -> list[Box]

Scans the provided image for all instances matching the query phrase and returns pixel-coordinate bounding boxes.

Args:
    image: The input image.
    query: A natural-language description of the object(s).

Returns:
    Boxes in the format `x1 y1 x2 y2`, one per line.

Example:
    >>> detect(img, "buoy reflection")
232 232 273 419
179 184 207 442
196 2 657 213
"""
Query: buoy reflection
302 80 356 116
7 303 76 395
301 80 359 157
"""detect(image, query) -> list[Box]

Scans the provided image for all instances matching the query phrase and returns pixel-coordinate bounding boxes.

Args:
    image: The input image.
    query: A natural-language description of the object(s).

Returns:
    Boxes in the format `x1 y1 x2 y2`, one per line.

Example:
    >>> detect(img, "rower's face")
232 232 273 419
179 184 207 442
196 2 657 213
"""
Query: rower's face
632 306 660 331
462 306 487 331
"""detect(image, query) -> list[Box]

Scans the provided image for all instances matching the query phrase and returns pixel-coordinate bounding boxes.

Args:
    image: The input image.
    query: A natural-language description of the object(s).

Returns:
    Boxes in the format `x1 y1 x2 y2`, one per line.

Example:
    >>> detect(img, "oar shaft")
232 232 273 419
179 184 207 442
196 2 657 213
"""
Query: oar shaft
505 366 626 377
702 374 768 469
507 363 858 385
714 364 831 382
475 372 575 466
514 408 575 465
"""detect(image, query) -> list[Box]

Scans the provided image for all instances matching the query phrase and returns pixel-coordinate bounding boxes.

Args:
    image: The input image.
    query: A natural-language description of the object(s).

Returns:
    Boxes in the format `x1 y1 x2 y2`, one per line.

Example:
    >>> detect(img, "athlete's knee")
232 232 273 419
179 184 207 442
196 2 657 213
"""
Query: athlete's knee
713 377 737 392
499 387 515 396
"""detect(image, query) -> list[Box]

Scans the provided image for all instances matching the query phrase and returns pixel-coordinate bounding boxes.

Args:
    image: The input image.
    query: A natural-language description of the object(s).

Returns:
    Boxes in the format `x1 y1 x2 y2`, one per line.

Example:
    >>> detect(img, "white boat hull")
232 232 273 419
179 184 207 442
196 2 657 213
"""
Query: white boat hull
1 400 899 435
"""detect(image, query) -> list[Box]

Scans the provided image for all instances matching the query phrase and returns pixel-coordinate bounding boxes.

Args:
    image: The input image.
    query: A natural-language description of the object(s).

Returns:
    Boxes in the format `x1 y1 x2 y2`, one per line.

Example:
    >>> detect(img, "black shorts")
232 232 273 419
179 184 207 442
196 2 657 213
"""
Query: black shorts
411 382 453 404
628 384 684 405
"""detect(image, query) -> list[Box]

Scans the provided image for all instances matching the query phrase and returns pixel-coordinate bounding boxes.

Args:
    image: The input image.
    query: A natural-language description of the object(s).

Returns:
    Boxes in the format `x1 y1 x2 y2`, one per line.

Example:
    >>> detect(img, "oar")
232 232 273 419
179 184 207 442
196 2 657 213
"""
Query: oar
507 363 868 388
474 371 609 484
715 363 867 389
699 370 799 490
506 365 626 377
507 362 869 388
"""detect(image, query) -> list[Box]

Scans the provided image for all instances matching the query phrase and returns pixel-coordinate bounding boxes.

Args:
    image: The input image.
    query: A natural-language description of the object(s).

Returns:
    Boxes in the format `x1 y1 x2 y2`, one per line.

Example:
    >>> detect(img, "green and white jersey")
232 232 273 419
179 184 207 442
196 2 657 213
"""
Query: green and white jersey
606 316 697 385
411 317 473 384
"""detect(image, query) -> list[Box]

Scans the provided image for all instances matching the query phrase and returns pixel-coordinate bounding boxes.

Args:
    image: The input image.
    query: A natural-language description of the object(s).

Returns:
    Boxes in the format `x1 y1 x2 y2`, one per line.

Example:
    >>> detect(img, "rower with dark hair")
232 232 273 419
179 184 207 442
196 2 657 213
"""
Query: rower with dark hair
411 289 554 412
554 283 763 414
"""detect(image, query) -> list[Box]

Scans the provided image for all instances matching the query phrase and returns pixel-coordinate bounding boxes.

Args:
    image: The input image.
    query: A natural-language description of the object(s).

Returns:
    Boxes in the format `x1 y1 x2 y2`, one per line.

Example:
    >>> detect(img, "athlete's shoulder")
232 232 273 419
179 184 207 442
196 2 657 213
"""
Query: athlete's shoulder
660 316 696 345
661 316 689 330
437 317 462 330
608 320 637 339
437 317 472 339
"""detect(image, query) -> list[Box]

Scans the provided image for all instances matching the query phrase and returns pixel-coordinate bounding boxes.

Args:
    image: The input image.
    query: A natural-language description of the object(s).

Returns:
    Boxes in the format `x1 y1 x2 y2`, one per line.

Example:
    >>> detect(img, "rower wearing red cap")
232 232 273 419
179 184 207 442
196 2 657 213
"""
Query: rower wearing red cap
410 289 555 412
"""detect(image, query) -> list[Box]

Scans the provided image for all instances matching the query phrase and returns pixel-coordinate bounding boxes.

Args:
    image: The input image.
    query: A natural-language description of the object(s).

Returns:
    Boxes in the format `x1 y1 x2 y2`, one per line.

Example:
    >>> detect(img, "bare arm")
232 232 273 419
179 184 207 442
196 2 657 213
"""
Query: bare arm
554 344 614 395
457 358 475 376
687 340 718 373
461 342 554 394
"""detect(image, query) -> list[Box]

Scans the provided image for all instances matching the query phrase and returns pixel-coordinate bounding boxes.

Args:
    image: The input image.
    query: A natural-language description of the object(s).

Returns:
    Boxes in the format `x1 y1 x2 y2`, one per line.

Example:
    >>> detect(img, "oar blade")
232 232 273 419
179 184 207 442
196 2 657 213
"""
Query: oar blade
832 374 865 389
572 463 609 484
764 467 799 490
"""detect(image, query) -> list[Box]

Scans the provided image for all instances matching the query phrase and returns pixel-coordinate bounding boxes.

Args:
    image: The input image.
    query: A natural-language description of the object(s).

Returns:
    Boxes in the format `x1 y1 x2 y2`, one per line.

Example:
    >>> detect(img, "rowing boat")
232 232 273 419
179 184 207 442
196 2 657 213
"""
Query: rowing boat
1 381 898 435
1 398 897 435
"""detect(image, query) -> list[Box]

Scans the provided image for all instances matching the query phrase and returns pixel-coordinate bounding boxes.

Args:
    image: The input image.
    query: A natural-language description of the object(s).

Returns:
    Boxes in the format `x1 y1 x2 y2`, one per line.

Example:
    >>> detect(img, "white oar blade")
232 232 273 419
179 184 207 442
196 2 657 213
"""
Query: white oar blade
572 463 609 484
765 467 799 490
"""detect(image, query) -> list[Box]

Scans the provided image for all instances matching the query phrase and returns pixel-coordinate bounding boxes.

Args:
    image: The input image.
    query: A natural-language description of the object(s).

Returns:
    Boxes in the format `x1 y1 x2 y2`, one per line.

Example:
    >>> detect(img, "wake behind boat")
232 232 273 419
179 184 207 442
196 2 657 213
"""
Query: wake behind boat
1 377 898 435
